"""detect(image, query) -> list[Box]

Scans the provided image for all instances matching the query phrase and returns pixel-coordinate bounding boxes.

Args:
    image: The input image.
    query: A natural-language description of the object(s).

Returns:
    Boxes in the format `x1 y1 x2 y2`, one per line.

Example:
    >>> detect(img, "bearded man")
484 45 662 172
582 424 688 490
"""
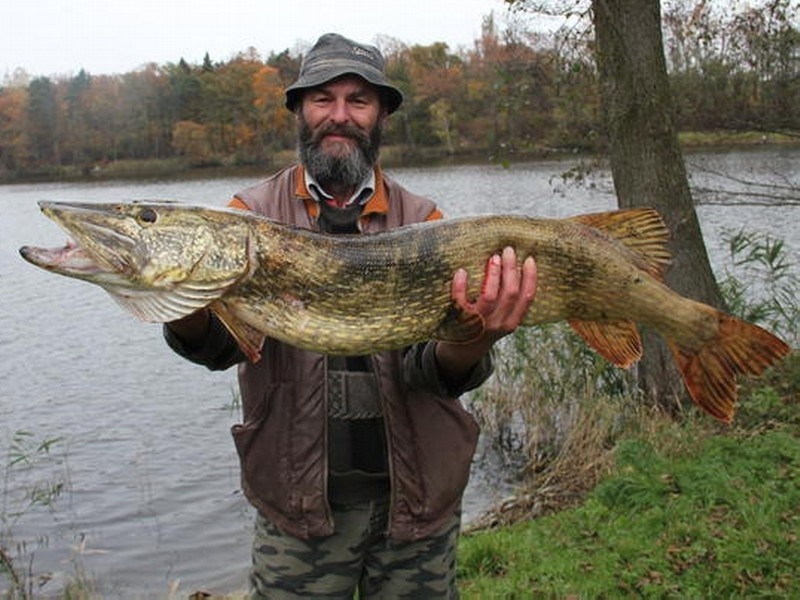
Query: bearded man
164 33 537 599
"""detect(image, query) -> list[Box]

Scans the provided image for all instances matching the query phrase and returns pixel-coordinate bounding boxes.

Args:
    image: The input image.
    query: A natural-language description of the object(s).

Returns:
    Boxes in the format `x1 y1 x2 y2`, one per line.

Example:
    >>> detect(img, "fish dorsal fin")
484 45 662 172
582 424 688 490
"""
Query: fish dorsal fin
569 319 643 368
572 209 671 279
105 278 234 323
434 305 486 344
210 301 265 363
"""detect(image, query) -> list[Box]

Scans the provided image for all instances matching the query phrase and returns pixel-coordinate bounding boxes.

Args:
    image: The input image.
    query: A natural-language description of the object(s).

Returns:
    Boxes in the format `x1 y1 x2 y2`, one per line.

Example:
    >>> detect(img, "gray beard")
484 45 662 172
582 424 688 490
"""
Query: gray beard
298 119 381 193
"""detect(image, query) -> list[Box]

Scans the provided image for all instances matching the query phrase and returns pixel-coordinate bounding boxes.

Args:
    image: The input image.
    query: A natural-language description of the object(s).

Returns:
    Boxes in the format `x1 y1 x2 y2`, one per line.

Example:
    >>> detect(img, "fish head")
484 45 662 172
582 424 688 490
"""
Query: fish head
19 200 253 322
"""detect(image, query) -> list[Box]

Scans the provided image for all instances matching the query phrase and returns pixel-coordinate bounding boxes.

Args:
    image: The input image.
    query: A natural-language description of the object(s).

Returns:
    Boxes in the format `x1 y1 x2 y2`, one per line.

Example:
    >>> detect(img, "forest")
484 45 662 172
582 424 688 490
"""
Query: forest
0 0 797 181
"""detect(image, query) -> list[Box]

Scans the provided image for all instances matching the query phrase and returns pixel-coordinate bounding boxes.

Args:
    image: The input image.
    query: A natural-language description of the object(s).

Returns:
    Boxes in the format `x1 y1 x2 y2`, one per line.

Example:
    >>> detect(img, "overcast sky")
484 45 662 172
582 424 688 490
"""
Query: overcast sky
1 0 520 80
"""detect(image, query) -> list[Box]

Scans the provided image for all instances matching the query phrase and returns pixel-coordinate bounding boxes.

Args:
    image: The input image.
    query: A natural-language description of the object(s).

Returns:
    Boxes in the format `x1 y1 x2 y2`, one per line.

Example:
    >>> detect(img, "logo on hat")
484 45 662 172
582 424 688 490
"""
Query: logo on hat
351 46 373 59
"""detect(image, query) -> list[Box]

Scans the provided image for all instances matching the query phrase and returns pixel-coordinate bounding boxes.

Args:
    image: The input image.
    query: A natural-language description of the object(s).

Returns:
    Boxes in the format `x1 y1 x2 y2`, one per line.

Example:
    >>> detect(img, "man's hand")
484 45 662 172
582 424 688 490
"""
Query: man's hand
435 247 537 383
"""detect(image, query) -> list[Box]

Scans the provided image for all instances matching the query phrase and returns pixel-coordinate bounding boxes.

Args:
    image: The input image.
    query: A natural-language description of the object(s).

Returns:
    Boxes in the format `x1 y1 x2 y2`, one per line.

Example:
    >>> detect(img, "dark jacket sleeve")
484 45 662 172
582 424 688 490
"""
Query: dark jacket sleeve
402 341 494 398
163 313 245 371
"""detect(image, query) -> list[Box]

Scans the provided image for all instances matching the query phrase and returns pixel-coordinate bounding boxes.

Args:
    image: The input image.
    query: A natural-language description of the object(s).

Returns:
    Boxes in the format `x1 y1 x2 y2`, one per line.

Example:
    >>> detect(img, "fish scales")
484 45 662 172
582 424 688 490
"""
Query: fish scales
232 214 722 355
238 215 573 354
19 201 791 423
234 218 464 353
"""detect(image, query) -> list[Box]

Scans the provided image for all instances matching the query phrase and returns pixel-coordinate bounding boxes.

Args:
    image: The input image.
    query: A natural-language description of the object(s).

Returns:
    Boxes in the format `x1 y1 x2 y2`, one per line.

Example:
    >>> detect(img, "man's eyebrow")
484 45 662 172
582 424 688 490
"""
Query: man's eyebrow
348 88 374 99
308 86 333 96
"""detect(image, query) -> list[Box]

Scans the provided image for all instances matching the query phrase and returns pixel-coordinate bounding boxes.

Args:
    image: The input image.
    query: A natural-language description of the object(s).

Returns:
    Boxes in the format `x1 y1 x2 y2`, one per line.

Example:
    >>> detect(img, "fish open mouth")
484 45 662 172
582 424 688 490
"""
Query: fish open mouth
19 200 140 285
19 239 131 291
20 240 104 275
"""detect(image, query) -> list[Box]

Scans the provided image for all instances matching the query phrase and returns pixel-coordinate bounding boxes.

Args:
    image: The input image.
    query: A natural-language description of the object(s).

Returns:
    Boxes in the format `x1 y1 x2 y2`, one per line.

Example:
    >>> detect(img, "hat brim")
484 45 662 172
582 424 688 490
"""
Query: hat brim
285 65 403 114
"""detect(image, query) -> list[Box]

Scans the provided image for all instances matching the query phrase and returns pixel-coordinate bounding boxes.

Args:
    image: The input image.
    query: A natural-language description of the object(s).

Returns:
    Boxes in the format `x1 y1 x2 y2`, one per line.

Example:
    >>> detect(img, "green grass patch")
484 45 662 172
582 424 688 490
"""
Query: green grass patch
458 414 800 597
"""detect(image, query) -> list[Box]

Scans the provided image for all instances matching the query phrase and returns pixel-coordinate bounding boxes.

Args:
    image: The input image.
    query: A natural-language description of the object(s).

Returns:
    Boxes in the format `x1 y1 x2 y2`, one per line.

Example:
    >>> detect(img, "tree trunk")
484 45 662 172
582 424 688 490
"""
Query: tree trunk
592 0 724 417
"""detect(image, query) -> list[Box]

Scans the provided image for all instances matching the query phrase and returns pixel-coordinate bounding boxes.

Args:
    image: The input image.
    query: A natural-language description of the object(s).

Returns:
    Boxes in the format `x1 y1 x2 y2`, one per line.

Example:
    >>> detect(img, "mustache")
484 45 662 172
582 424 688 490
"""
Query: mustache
310 122 370 145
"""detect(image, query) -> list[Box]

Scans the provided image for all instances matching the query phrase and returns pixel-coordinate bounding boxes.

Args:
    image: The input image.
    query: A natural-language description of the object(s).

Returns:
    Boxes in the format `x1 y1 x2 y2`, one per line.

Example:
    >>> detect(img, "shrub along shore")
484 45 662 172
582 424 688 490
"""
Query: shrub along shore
1 132 797 186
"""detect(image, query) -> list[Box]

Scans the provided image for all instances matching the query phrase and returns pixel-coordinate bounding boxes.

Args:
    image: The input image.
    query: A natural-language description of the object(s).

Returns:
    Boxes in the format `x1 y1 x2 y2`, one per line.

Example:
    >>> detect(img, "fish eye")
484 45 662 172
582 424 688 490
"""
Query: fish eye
138 208 158 224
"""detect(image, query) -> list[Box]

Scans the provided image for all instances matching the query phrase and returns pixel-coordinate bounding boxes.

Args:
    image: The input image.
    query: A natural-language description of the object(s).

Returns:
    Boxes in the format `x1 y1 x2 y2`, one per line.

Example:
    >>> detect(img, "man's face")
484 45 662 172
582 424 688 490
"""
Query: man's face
298 75 386 191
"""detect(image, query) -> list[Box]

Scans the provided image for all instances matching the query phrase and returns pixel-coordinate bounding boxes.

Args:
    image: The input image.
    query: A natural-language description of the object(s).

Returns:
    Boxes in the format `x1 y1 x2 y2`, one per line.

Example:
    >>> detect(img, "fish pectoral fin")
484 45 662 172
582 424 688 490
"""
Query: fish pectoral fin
104 278 238 323
107 289 208 323
569 319 643 368
210 301 265 363
668 309 790 424
434 305 486 344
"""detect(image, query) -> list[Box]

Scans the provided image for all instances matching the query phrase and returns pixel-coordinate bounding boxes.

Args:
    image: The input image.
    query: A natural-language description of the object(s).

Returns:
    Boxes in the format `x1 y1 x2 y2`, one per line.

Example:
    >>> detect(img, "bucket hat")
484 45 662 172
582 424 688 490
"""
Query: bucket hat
285 33 403 113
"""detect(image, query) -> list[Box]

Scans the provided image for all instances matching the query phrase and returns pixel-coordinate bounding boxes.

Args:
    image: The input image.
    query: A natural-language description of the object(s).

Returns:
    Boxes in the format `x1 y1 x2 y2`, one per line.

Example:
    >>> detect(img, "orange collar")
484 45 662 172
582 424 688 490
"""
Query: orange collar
294 165 389 219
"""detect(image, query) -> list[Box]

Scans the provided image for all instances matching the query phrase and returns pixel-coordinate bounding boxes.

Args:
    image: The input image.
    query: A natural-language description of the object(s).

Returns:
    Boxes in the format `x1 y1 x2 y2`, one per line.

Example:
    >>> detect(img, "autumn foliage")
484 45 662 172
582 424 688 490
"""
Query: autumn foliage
0 3 797 179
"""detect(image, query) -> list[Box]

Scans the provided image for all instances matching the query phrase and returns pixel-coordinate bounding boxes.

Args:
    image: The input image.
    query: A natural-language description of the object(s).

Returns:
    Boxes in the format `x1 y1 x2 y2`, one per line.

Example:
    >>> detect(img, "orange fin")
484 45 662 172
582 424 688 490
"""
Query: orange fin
569 320 643 368
434 305 486 344
210 301 265 363
572 209 671 279
668 312 791 423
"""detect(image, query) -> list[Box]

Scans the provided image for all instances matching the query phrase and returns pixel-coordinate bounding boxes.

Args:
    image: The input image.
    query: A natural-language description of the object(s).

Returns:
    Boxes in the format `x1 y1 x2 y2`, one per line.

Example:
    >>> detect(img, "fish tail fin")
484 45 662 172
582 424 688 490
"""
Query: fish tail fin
668 310 791 423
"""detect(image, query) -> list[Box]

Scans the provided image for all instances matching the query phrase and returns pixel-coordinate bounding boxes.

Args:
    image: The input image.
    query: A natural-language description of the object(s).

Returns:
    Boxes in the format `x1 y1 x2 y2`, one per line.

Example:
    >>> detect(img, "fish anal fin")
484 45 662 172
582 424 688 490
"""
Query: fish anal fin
572 209 672 279
434 305 485 344
569 320 643 368
668 311 791 424
210 301 265 363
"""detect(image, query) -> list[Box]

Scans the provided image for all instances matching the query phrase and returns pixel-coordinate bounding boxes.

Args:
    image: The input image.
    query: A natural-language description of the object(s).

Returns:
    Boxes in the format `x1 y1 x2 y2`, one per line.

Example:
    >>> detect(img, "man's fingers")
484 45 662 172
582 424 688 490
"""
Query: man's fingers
480 253 503 303
508 256 537 324
483 250 537 334
522 256 538 301
450 268 470 310
499 246 521 303
451 251 537 332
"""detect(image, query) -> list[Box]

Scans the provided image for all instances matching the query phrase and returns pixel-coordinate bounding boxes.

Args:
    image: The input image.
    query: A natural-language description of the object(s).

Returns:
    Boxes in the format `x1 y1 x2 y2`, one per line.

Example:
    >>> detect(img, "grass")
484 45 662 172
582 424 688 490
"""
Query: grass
458 379 800 597
1 431 69 599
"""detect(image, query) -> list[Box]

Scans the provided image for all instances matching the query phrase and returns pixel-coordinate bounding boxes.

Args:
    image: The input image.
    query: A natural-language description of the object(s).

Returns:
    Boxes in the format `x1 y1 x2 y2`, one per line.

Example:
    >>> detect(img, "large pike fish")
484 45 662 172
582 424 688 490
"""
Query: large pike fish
20 201 790 423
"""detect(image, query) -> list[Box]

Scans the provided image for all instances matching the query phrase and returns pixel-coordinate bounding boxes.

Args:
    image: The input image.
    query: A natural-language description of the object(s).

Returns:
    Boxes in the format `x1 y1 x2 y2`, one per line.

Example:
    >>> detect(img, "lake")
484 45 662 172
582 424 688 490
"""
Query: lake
1 147 798 597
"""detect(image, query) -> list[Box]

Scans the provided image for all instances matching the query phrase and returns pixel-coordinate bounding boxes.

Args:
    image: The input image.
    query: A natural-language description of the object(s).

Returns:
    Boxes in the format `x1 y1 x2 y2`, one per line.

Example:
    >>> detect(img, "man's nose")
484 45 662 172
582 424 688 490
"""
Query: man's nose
328 99 351 123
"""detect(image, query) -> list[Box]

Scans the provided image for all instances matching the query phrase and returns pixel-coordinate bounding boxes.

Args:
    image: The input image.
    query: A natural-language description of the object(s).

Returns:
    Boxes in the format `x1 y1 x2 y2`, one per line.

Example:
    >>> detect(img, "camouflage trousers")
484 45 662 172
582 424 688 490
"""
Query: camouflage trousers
249 499 461 599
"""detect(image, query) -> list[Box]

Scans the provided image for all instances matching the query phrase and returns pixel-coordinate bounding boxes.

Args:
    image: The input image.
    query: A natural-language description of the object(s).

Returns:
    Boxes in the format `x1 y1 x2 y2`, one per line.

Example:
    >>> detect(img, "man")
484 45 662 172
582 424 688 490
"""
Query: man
164 33 537 599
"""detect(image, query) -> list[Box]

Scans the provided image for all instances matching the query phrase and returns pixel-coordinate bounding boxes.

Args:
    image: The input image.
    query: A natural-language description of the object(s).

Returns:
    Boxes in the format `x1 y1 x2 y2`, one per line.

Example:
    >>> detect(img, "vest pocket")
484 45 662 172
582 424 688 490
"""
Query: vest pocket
231 382 274 444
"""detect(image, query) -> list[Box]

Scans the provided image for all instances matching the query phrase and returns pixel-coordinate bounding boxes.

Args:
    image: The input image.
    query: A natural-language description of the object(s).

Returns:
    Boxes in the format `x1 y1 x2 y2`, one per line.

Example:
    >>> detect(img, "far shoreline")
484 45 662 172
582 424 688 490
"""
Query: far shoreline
1 132 797 186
